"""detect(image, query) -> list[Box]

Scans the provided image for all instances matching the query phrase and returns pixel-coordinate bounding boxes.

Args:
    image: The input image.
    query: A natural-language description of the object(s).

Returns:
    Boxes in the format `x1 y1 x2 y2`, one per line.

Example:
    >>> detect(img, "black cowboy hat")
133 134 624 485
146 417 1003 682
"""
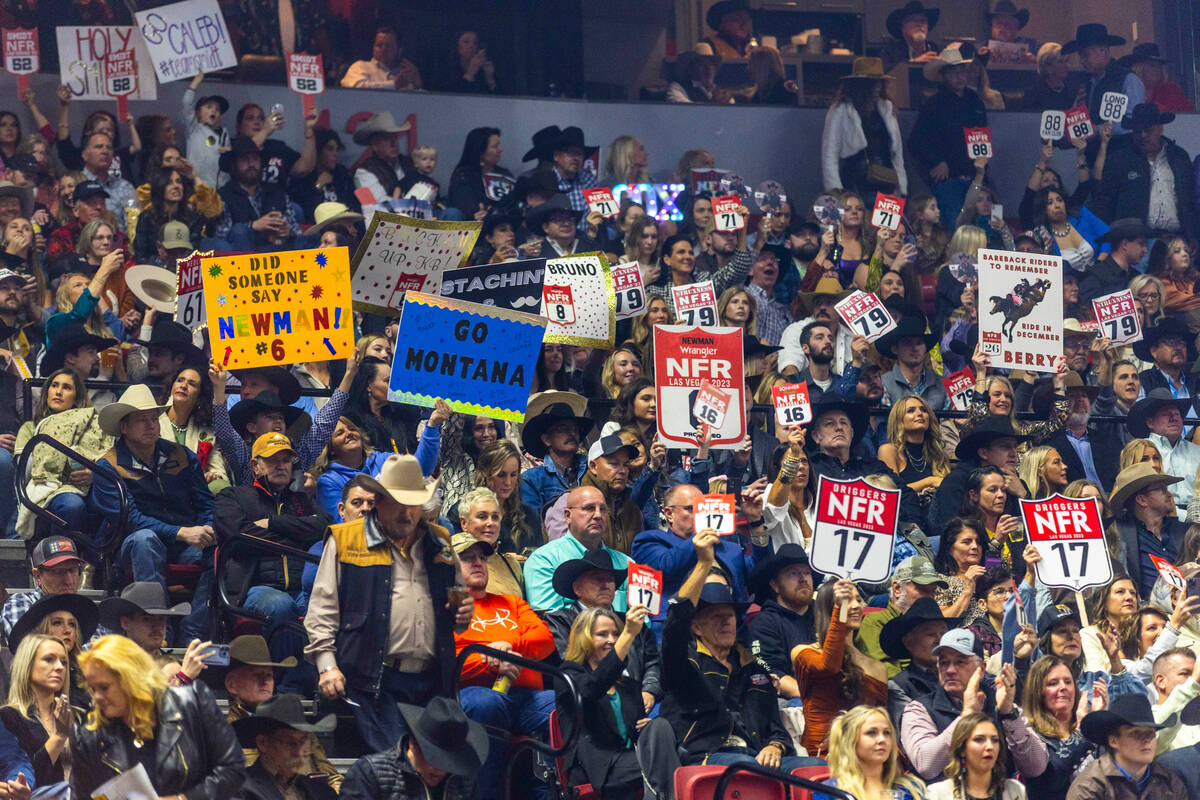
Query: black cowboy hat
232 692 337 746
98 581 190 632
808 397 870 447
886 2 940 41
1081 693 1175 745
696 581 750 616
875 311 938 360
987 0 1029 28
743 334 783 359
1036 602 1081 637
218 136 262 174
135 318 205 368
9 593 98 653
880 597 959 660
1123 102 1176 131
481 211 522 239
521 400 593 458
552 548 627 600
1118 42 1169 67
1134 316 1191 363
1062 23 1125 55
510 170 560 205
1098 217 1154 246
705 0 752 31
522 126 563 163
954 416 1031 461
748 544 817 604
1127 387 1196 438
398 697 489 776
526 193 583 235
551 126 593 155
229 390 306 439
231 366 302 406
40 323 118 376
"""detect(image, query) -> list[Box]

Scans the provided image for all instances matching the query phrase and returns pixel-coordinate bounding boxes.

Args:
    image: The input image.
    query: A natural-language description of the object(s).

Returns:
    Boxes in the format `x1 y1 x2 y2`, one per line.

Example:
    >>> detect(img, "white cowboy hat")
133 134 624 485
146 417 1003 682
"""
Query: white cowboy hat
352 112 412 146
922 42 975 81
125 264 178 314
307 202 365 238
357 454 438 506
98 384 171 436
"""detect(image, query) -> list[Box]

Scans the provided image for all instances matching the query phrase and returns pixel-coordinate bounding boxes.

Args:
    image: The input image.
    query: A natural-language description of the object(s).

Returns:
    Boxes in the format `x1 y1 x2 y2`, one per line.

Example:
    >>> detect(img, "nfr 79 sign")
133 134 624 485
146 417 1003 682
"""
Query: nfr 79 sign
1022 494 1112 592
809 476 899 584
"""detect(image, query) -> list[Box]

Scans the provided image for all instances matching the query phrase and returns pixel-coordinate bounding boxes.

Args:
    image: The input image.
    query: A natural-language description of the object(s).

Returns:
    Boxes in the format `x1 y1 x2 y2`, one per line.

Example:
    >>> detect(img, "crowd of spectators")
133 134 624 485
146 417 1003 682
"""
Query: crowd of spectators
5 3 1200 800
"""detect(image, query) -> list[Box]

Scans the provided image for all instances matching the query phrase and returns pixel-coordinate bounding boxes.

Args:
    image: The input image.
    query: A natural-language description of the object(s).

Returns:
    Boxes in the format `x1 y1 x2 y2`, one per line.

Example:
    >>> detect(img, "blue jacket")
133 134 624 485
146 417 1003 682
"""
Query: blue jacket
92 439 214 547
0 724 32 788
630 528 767 620
521 453 588 515
316 426 440 522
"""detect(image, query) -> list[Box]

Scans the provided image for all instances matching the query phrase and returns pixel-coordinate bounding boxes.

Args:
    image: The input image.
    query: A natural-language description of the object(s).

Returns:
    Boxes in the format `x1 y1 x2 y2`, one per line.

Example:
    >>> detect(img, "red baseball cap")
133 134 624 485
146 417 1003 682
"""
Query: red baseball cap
31 536 84 569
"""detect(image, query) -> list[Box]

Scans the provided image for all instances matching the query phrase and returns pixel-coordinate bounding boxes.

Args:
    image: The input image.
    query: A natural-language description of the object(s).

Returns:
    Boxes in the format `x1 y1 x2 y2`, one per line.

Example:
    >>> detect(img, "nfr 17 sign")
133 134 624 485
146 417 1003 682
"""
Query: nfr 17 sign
1022 494 1112 592
809 476 899 584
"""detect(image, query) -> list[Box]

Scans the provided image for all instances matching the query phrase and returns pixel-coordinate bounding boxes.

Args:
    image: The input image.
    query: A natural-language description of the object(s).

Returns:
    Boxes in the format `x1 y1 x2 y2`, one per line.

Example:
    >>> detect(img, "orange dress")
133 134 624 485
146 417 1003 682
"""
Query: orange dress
1161 272 1200 315
793 610 888 758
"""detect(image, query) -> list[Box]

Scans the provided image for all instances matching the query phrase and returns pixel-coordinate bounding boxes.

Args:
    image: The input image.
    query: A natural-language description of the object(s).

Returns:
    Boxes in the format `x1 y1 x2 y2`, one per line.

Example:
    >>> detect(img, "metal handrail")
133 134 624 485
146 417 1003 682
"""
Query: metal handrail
213 532 322 628
454 643 584 800
712 761 856 800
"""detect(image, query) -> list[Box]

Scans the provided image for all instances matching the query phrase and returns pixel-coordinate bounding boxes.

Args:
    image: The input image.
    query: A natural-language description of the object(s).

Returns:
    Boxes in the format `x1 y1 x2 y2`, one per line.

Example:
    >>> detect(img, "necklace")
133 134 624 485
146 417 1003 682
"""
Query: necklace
1052 224 1072 238
903 441 927 472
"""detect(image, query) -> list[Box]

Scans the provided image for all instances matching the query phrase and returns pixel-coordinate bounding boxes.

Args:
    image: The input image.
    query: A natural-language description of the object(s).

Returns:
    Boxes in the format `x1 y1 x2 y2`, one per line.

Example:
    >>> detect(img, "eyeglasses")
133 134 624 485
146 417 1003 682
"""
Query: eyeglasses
567 503 608 514
665 504 694 511
1136 291 1159 301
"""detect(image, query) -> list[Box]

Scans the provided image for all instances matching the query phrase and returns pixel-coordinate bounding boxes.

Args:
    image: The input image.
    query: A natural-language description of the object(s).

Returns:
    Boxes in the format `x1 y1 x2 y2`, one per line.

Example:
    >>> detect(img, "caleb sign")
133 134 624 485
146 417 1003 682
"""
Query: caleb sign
134 0 238 82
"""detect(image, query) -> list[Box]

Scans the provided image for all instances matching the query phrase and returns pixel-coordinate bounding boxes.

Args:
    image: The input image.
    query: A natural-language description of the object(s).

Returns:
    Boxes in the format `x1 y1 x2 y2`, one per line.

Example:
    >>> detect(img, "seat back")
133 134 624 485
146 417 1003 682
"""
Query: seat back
789 766 831 800
548 710 599 800
673 764 788 800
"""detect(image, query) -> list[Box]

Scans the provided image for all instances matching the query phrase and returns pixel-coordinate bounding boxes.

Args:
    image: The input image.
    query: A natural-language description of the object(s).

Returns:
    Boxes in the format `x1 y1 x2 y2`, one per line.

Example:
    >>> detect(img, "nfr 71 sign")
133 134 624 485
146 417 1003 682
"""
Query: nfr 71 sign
1022 494 1112 592
809 476 899 584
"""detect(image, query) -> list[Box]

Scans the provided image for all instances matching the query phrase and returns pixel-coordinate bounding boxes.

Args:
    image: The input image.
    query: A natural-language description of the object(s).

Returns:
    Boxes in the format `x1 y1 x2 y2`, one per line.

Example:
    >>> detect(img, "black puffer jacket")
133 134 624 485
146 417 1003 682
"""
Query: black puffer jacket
71 681 246 800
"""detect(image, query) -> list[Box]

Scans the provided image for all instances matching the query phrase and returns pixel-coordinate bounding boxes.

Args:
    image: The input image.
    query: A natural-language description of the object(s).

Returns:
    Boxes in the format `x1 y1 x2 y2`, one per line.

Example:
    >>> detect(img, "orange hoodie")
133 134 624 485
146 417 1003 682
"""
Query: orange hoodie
455 592 556 690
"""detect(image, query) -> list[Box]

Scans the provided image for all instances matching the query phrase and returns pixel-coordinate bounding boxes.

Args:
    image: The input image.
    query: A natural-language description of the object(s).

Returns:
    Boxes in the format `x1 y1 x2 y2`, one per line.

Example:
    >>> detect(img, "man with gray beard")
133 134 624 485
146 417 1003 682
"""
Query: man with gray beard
1043 371 1122 492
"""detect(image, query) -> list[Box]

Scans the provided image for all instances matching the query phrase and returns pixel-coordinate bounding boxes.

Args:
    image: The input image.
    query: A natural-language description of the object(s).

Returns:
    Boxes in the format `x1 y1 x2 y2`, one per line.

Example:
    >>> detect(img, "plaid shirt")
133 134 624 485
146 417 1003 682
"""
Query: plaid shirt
554 166 597 233
1 587 42 638
745 283 790 346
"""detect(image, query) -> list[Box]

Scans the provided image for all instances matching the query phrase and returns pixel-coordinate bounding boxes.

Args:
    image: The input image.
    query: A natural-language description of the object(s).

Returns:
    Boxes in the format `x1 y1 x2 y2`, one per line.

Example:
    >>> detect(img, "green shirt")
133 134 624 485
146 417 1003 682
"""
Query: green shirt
854 602 906 678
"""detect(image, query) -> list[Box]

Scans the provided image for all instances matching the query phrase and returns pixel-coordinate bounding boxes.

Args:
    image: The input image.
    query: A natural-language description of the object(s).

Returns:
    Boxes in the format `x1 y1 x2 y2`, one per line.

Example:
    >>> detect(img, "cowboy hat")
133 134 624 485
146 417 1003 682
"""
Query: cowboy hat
526 193 582 234
521 397 594 458
808 397 870 447
676 42 723 80
1081 693 1175 745
748 543 817 604
307 202 364 238
880 596 958 660
480 211 522 239
352 111 411 146
357 454 438 506
228 634 297 668
218 136 261 174
451 531 493 557
1108 461 1185 510
923 42 974 81
134 318 205 367
696 581 750 616
1062 23 1125 55
1126 388 1194 438
126 264 179 314
98 383 171 435
526 390 589 421
954 416 1031 460
1123 102 1176 131
229 391 306 438
99 581 190 632
0 181 33 218
987 0 1029 28
40 323 118 376
510 170 560 203
839 57 893 82
231 366 302 406
552 548 627 600
743 334 783 360
398 697 489 776
1059 369 1102 400
795 275 853 308
232 693 337 746
875 311 938 359
522 126 563 163
9 592 98 653
705 0 752 31
886 2 940 41
1118 42 1169 67
550 126 593 155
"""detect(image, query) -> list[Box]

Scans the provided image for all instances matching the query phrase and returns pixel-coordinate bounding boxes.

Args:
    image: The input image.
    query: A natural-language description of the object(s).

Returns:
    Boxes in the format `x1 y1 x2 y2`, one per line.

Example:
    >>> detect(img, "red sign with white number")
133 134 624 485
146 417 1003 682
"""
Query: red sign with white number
287 52 324 116
964 127 993 159
654 324 745 449
871 194 905 230
1065 105 1094 140
696 493 736 535
1092 289 1142 347
542 284 576 325
672 280 718 327
583 187 618 218
627 563 662 615
1151 554 1187 592
1022 494 1111 592
835 290 896 343
712 195 745 231
175 250 210 331
942 368 975 411
771 382 812 427
692 379 731 430
3 29 36 99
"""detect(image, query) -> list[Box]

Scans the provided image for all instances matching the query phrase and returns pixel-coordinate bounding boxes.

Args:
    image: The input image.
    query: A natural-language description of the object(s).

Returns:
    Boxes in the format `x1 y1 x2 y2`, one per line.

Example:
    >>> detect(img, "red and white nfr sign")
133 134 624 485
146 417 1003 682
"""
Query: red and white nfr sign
808 476 899 583
1022 494 1112 592
653 324 744 449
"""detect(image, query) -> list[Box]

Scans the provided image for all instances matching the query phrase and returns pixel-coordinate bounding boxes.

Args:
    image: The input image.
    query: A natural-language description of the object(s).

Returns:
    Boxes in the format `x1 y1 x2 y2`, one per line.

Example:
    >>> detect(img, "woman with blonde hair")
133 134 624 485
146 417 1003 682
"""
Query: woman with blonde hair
745 46 796 106
717 285 757 336
3 215 51 309
601 136 650 186
73 635 244 800
354 333 391 364
459 486 526 596
599 343 643 399
934 225 987 325
816 706 924 800
1121 438 1163 471
476 440 540 553
1128 273 1166 333
878 395 950 495
0 634 76 786
1156 237 1200 317
927 713 1025 800
831 191 874 287
1019 446 1069 499
964 368 1068 446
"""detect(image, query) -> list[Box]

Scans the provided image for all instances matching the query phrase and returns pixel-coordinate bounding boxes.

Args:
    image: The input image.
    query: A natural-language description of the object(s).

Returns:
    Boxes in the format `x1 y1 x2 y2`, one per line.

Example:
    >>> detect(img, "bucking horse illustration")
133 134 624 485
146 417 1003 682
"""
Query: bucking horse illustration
989 278 1051 343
